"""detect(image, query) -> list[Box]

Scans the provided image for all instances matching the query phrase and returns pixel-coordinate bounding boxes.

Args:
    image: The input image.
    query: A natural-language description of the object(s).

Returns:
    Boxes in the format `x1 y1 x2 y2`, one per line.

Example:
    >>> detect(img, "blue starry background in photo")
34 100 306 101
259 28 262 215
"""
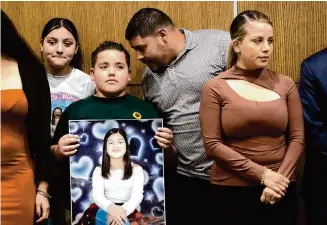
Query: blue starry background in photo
69 119 165 225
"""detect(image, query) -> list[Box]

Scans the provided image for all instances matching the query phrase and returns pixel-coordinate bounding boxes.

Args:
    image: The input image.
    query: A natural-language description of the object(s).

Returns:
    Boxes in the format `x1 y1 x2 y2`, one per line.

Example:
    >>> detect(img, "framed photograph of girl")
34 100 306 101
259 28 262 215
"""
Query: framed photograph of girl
69 119 165 225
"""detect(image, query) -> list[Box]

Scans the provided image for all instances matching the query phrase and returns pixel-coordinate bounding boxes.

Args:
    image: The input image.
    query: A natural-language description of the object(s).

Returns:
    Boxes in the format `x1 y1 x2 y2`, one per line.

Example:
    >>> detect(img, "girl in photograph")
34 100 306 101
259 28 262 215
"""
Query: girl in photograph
92 128 144 225
50 107 62 137
199 10 304 225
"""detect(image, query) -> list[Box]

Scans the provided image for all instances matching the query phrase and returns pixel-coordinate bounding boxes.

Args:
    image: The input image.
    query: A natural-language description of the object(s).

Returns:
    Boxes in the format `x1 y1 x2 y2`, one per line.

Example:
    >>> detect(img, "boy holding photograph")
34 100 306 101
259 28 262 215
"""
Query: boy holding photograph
50 41 173 225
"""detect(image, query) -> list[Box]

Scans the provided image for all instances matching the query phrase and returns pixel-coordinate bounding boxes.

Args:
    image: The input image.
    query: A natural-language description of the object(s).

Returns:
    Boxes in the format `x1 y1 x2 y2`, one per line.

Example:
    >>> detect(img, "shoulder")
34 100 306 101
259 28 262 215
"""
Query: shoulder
133 163 141 168
268 69 295 90
202 76 226 97
143 67 154 79
71 68 92 80
126 94 153 107
205 76 225 87
193 29 230 44
132 164 144 173
193 29 230 39
270 69 294 83
302 48 327 78
92 166 102 177
94 166 101 173
64 96 93 112
303 48 327 66
127 95 160 117
205 69 231 87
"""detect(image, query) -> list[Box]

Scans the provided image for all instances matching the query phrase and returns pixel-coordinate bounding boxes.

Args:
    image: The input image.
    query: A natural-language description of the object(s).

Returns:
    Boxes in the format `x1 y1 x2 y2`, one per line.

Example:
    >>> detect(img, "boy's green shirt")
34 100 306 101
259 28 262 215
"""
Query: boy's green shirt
53 93 161 145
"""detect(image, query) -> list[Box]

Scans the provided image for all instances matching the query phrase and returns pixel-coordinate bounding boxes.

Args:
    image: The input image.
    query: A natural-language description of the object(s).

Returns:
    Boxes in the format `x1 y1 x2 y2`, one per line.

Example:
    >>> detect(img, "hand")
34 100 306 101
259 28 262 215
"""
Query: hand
262 169 289 196
54 134 80 158
35 186 50 223
107 204 127 225
154 127 173 149
260 187 282 205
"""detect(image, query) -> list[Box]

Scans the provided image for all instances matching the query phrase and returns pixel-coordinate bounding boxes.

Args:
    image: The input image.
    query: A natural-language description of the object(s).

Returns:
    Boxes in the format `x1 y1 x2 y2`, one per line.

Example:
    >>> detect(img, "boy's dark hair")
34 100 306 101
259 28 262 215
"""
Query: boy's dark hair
91 41 130 68
125 8 174 40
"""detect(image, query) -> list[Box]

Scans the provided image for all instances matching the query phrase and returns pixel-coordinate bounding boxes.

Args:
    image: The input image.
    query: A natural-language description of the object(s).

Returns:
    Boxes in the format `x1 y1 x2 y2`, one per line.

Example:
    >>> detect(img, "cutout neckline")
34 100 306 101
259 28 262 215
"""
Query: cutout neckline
223 79 281 103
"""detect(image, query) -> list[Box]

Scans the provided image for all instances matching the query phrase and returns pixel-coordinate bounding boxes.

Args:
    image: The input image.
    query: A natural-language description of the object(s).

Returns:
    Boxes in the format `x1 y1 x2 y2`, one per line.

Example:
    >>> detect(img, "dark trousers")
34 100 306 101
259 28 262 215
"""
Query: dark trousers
302 154 327 225
211 183 298 225
174 174 212 225
49 177 71 225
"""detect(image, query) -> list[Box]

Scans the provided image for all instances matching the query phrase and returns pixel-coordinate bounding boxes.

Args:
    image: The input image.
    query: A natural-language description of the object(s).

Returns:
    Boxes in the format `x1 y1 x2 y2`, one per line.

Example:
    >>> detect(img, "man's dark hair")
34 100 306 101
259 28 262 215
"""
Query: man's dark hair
125 8 174 40
91 41 130 68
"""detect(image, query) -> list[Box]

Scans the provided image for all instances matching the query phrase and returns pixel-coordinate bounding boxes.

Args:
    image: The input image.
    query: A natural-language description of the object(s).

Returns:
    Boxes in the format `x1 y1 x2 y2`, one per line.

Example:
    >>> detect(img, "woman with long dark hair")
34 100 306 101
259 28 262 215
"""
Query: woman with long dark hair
92 128 144 225
1 10 54 224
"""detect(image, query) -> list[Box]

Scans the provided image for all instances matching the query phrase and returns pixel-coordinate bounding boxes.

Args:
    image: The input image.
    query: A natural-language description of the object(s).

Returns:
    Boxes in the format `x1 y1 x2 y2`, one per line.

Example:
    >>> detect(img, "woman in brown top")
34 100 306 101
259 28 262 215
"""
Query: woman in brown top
1 10 54 224
199 10 304 225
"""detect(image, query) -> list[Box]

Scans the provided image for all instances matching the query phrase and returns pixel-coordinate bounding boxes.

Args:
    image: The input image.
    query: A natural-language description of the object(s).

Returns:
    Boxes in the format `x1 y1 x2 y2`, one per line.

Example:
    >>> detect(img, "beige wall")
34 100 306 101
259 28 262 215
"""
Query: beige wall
2 1 326 97
1 1 234 98
239 1 327 82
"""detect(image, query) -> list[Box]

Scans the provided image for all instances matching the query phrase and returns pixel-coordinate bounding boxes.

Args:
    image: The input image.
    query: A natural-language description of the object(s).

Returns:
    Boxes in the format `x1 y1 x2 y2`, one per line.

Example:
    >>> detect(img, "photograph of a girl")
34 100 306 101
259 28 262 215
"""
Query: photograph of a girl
92 128 144 225
51 107 62 137
71 119 165 225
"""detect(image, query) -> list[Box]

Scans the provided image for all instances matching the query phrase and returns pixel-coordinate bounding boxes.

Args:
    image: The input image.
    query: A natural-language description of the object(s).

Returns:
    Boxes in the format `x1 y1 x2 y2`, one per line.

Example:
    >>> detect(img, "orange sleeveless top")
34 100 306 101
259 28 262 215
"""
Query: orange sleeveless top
1 89 35 225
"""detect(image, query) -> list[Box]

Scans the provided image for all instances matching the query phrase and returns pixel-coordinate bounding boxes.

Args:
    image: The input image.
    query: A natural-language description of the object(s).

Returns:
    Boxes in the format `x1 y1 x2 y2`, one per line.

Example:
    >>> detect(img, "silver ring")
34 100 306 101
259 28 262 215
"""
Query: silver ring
269 200 275 205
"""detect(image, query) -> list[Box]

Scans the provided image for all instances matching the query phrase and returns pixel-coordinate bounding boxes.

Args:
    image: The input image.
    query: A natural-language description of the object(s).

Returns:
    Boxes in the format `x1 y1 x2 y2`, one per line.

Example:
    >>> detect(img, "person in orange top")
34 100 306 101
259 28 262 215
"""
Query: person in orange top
1 10 54 225
200 10 304 225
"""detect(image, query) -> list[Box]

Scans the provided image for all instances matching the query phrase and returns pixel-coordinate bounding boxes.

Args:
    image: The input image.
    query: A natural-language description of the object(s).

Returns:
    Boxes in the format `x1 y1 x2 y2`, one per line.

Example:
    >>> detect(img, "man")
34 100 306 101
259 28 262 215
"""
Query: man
299 48 327 225
50 41 173 225
125 8 230 225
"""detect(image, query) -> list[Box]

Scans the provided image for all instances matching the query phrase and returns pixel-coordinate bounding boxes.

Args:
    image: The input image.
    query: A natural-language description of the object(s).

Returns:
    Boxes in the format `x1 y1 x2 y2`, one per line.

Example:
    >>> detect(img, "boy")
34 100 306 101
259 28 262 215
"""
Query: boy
50 41 173 225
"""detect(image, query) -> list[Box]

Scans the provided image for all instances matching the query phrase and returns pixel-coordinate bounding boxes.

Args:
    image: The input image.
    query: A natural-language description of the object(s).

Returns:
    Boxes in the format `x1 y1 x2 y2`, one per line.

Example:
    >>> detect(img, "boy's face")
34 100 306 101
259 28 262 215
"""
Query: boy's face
90 49 131 98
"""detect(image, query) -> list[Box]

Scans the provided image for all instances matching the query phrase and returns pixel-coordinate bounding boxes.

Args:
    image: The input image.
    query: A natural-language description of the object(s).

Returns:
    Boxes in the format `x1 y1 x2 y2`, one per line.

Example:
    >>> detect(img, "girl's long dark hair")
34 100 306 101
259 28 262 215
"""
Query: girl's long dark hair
101 128 133 180
40 18 83 70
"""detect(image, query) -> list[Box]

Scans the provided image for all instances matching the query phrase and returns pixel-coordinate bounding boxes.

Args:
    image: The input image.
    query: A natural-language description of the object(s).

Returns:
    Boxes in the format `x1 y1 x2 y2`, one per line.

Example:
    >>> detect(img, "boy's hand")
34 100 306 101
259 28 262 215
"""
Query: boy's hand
155 127 173 149
54 134 80 158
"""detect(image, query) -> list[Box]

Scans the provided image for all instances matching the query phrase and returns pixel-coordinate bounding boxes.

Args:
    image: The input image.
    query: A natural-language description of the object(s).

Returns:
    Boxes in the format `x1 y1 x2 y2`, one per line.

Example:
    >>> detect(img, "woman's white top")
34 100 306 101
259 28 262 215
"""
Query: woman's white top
92 165 144 216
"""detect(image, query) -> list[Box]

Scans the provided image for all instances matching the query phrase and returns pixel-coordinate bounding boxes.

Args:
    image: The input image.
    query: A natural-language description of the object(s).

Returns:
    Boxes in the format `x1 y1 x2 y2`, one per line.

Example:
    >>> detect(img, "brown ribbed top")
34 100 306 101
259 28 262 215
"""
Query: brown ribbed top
199 66 305 186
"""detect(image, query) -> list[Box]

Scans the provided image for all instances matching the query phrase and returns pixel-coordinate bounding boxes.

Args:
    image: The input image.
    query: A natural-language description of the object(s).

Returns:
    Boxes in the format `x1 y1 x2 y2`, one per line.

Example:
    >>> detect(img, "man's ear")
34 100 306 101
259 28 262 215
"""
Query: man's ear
157 28 168 43
90 68 95 81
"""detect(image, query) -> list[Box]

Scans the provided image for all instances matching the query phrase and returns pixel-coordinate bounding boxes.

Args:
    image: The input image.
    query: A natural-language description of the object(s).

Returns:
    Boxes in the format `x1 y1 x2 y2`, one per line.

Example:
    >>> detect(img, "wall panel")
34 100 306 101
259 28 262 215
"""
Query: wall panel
238 1 327 83
1 1 233 98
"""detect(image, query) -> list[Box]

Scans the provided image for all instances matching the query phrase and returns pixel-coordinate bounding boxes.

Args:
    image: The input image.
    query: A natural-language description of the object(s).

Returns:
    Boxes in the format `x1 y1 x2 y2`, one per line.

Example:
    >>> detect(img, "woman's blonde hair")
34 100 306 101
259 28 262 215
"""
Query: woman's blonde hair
227 10 273 69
